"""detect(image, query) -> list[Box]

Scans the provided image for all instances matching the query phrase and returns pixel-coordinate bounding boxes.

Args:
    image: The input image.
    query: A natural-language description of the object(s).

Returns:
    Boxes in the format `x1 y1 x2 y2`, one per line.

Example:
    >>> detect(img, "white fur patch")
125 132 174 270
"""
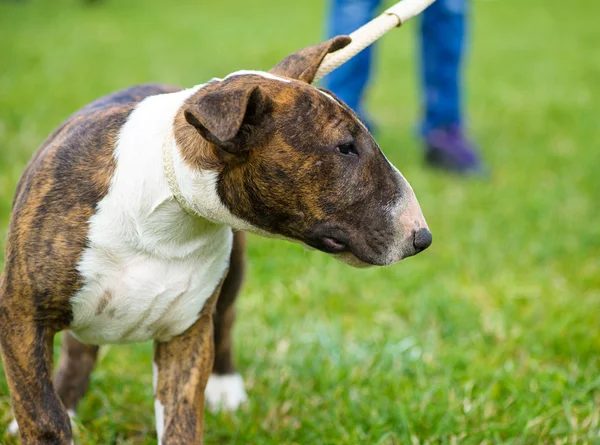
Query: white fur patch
154 399 165 444
316 87 369 132
317 89 338 104
69 86 238 345
168 143 264 234
205 373 248 412
382 160 428 264
153 362 164 445
224 70 291 83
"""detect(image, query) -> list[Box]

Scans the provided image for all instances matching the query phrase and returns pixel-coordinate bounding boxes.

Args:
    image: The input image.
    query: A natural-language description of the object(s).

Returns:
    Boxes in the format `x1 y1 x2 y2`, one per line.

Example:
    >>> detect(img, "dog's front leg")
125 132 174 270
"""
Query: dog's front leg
0 314 72 444
153 280 223 445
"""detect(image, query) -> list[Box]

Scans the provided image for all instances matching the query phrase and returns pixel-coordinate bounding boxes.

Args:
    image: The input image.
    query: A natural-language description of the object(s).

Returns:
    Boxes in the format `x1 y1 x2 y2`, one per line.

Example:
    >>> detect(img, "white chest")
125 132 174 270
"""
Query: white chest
70 226 231 345
69 87 234 345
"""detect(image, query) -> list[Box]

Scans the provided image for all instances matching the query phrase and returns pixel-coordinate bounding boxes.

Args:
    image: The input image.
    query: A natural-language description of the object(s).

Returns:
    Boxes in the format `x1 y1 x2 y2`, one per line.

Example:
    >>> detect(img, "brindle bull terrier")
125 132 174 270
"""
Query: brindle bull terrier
0 35 432 444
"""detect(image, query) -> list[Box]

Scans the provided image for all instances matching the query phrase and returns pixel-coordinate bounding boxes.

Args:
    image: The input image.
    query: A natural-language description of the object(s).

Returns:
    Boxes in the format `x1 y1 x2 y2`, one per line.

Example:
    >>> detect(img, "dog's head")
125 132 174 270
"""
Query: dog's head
174 36 431 267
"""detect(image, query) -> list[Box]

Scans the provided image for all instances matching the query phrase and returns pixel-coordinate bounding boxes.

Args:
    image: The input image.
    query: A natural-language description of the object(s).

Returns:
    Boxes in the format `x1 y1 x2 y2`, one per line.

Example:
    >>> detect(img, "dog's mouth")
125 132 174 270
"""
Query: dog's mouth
303 223 430 267
310 239 375 268
311 235 348 254
304 225 350 254
304 225 381 267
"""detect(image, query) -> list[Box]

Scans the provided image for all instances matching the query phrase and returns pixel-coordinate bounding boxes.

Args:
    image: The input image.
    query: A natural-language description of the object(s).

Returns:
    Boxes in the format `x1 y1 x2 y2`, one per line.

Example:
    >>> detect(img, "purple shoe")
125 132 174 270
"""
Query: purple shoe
424 125 483 175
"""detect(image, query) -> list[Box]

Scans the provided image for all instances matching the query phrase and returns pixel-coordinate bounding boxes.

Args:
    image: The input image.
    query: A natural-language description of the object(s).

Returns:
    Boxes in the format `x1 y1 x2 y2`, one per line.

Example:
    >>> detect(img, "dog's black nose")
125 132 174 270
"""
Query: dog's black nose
413 228 432 252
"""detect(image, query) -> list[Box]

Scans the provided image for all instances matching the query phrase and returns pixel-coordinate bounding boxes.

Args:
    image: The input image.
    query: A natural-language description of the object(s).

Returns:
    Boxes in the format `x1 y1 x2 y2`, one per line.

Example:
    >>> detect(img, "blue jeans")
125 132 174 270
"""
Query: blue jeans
324 0 467 134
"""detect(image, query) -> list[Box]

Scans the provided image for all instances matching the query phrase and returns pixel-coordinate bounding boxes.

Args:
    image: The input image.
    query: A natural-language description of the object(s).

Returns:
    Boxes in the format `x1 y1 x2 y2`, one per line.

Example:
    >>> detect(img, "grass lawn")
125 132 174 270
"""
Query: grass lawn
1 0 599 443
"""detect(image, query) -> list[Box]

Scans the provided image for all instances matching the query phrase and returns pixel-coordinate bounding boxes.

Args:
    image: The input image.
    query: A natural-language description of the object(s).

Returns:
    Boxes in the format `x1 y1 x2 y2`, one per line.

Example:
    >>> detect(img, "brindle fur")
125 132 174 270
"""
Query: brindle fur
154 276 224 444
0 84 179 444
0 35 414 445
180 74 400 262
170 37 402 264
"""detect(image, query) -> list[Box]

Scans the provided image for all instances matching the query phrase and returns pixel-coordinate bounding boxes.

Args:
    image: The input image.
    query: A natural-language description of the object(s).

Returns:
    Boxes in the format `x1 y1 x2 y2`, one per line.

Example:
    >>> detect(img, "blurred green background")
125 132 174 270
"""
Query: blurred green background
0 0 599 443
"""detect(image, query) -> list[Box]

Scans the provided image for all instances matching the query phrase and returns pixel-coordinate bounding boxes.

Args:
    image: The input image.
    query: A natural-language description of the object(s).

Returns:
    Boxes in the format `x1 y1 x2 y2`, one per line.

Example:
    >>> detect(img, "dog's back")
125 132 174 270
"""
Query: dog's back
13 84 181 208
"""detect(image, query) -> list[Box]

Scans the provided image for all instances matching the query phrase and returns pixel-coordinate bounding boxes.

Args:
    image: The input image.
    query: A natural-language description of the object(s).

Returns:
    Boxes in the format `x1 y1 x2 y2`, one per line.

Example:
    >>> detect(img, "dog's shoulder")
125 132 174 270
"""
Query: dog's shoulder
3 84 180 322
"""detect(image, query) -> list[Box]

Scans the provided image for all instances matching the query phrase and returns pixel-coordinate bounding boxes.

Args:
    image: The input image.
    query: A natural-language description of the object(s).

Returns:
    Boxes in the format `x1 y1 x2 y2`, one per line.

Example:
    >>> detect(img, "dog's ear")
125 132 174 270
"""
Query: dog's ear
270 35 352 84
184 82 270 153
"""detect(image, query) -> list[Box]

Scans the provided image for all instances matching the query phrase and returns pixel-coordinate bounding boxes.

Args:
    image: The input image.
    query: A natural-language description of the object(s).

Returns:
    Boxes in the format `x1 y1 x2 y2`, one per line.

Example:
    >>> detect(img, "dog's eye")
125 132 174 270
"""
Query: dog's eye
336 142 358 157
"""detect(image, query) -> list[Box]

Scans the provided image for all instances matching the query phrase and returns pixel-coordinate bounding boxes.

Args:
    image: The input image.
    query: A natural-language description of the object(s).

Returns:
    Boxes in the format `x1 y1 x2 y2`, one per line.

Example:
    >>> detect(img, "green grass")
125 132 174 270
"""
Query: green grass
1 0 599 443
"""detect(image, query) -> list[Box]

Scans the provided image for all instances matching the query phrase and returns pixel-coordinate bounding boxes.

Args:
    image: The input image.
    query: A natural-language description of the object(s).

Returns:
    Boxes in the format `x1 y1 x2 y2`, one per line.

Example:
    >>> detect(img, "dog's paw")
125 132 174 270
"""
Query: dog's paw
5 409 77 436
205 373 248 413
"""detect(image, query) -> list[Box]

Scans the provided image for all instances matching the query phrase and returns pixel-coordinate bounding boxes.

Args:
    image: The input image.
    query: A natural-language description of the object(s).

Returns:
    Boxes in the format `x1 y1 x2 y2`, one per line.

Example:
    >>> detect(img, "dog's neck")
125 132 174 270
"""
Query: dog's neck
103 85 230 260
162 131 257 234
162 137 198 218
157 136 225 245
111 82 262 260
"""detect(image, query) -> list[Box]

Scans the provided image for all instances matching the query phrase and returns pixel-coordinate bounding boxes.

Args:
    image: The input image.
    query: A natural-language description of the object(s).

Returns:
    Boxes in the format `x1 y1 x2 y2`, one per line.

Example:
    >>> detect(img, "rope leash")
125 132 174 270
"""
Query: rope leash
313 0 437 83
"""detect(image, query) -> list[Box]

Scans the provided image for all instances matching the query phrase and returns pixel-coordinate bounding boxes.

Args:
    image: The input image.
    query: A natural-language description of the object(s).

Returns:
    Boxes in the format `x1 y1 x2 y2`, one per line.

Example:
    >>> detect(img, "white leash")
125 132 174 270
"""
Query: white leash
313 0 437 83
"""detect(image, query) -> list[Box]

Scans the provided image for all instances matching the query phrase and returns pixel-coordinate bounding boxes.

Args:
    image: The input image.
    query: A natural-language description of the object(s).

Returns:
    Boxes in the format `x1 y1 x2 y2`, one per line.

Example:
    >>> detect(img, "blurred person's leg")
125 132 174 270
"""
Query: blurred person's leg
324 0 382 130
420 0 483 174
